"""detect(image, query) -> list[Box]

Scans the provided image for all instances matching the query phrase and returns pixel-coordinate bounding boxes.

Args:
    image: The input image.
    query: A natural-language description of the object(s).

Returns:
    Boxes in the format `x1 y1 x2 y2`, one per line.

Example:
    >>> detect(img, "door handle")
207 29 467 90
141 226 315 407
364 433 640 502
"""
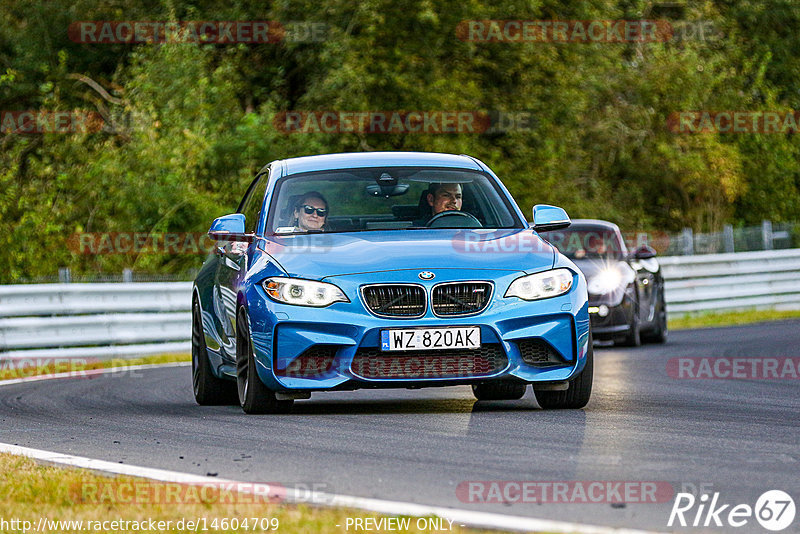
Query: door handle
221 256 241 271
216 245 241 270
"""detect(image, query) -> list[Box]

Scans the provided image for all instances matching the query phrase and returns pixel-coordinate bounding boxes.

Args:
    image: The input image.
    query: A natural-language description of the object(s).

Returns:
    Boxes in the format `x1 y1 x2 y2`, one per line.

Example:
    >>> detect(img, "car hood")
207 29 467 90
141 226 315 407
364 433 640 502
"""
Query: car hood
258 229 556 279
571 258 629 278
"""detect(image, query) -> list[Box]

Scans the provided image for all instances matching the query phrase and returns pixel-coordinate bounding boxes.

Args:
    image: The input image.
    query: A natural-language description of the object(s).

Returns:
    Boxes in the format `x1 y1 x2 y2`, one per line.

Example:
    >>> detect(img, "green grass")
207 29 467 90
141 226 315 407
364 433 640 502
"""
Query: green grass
0 454 494 533
670 309 800 330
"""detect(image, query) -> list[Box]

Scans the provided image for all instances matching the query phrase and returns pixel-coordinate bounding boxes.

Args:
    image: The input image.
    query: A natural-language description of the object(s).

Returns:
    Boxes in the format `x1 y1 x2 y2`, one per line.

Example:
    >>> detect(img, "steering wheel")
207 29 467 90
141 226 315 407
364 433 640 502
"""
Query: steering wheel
426 210 483 228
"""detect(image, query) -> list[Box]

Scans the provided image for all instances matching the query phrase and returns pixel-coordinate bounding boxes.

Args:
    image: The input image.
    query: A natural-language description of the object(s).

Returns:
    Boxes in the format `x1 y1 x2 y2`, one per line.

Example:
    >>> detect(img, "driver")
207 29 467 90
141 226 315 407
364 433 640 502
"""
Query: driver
427 183 462 215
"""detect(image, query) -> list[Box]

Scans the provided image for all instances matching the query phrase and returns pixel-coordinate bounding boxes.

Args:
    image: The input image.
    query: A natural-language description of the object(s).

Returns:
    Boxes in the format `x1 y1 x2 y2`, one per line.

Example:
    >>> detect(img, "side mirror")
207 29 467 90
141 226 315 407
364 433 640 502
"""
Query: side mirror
532 205 571 232
208 213 254 242
633 245 657 260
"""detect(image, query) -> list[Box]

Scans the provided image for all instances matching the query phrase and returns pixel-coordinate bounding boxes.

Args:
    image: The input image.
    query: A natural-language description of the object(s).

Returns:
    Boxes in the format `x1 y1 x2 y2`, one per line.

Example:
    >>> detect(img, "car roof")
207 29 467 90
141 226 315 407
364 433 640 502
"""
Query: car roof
278 151 484 176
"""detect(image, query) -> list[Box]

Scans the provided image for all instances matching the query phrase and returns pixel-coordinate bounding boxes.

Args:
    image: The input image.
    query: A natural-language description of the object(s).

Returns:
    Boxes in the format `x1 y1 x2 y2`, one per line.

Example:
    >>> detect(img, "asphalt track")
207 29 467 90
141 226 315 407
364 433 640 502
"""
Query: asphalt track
2 320 800 533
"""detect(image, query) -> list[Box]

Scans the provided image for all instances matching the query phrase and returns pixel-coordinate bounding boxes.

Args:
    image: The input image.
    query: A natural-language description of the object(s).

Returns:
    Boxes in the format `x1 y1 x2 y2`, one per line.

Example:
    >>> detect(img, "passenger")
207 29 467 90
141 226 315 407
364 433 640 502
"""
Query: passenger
292 191 329 232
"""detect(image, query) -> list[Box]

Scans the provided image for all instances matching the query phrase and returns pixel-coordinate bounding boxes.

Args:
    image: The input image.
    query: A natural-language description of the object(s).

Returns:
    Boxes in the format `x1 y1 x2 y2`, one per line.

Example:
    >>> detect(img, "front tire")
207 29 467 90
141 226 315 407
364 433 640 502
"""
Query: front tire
472 381 527 401
236 306 293 415
192 298 237 405
533 333 593 409
643 295 668 344
618 295 642 347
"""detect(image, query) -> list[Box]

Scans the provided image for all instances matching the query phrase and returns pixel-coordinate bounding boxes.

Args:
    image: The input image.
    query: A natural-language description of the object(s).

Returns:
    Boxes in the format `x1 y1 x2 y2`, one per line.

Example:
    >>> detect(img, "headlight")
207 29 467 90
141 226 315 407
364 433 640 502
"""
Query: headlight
505 268 574 301
587 268 623 295
262 277 349 307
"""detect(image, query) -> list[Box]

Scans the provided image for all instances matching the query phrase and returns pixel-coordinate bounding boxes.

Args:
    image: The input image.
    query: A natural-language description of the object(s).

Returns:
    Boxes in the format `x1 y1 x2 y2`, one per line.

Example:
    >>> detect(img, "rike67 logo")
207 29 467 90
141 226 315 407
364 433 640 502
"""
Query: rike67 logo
669 490 796 531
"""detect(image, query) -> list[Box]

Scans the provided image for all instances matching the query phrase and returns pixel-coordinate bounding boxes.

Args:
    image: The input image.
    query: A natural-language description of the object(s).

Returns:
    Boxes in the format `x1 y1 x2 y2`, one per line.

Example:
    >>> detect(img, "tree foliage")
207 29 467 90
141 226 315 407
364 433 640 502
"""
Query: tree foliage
1 0 799 281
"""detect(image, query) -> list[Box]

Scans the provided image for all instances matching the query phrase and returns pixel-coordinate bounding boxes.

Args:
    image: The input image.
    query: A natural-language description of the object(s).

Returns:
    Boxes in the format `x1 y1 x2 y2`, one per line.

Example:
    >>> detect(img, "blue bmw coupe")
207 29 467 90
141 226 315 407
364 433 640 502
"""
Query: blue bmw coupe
192 152 592 413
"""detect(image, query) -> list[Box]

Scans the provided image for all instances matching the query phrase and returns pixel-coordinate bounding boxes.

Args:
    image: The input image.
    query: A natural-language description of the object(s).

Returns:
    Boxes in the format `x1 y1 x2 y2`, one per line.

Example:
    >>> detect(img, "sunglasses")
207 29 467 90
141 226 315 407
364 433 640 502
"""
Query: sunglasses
301 205 327 217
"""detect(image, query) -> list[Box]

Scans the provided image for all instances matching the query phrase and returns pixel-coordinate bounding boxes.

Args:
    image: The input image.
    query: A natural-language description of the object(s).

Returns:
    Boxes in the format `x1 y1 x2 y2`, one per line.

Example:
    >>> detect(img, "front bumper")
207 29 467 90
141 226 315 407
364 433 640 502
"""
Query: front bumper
243 270 591 392
587 291 634 338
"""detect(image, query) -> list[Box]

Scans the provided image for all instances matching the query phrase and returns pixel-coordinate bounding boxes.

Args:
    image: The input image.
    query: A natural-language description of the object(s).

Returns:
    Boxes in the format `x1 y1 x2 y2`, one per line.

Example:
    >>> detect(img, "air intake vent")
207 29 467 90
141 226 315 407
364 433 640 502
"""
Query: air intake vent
361 284 426 318
431 282 492 316
351 344 507 379
275 345 337 377
518 339 565 367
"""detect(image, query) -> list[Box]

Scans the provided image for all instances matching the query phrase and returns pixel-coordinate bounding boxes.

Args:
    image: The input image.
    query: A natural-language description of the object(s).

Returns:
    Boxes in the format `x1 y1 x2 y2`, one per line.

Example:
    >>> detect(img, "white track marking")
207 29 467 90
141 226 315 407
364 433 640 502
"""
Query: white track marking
0 363 663 533
0 443 662 534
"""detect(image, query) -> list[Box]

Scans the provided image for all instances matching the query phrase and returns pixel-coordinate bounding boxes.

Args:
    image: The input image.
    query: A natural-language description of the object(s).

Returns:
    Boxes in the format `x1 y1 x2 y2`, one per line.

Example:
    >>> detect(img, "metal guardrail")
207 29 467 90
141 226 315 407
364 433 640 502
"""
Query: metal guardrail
1 249 799 361
660 248 800 314
663 220 798 256
0 283 192 361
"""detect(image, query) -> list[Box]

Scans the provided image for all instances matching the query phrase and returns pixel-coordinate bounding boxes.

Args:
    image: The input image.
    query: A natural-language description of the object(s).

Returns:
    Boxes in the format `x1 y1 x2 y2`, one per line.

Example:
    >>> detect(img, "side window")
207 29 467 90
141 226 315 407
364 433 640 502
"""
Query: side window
238 170 270 233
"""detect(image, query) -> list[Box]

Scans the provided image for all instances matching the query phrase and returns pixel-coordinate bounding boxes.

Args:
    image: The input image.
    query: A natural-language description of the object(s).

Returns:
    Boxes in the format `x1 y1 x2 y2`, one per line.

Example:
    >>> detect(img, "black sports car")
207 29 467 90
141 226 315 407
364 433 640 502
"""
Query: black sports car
541 219 667 346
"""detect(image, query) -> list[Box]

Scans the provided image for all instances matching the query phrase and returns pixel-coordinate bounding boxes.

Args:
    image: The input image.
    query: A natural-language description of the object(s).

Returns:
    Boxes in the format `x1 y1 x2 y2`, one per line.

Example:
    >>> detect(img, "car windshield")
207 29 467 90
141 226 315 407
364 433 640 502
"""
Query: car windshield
542 225 625 260
266 167 522 234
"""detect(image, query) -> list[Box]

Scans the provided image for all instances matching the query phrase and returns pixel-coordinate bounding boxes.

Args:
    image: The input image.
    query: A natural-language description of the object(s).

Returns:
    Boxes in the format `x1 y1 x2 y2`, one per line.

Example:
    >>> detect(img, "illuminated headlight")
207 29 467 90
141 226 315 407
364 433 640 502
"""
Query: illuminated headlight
262 277 349 307
587 268 623 295
505 268 573 301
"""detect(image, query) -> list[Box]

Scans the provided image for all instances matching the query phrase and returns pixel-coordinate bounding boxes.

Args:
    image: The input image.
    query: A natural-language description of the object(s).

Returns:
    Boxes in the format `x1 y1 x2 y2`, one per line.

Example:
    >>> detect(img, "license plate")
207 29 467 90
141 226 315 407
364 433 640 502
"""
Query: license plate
380 327 481 351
